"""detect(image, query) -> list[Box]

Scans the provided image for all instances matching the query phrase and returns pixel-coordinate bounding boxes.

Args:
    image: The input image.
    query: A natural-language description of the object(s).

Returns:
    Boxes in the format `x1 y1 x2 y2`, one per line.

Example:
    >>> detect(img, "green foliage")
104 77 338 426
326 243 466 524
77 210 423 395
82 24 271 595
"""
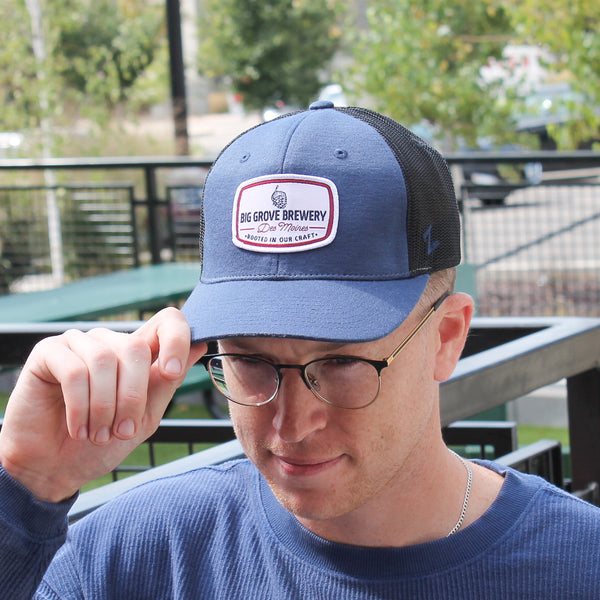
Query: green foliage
507 0 600 148
518 425 569 449
198 0 345 111
346 0 600 150
347 0 517 149
0 1 46 132
0 0 167 152
53 0 165 106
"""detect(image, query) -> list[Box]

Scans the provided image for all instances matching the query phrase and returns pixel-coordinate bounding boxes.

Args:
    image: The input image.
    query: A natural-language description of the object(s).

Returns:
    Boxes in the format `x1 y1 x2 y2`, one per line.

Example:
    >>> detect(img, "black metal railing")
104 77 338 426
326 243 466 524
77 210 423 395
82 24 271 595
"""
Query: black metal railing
0 156 212 270
0 152 599 316
107 419 236 480
442 420 518 459
0 184 139 292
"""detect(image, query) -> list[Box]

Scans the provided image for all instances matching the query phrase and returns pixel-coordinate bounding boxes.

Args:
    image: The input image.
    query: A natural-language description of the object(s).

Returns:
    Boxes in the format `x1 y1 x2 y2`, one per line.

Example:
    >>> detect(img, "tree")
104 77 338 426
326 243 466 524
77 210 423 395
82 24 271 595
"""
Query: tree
347 0 517 150
346 0 599 150
508 0 600 148
0 0 166 284
0 0 166 152
0 0 44 133
197 0 345 112
53 0 165 107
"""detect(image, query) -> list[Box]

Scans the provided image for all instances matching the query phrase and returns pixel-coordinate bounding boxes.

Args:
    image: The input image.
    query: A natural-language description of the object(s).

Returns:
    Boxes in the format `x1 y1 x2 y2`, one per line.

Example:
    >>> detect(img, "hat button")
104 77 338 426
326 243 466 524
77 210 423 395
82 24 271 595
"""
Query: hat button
309 100 334 110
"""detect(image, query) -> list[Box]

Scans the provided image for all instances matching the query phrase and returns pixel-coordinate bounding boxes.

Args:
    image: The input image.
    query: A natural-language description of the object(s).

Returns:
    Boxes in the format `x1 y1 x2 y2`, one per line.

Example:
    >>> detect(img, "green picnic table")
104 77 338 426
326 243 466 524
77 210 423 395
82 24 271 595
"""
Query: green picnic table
0 262 201 323
0 261 221 414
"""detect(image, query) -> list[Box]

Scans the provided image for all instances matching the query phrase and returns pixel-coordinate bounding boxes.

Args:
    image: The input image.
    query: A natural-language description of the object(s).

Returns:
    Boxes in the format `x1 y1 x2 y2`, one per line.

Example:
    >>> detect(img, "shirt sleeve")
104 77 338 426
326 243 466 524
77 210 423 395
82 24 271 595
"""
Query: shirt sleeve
0 465 77 599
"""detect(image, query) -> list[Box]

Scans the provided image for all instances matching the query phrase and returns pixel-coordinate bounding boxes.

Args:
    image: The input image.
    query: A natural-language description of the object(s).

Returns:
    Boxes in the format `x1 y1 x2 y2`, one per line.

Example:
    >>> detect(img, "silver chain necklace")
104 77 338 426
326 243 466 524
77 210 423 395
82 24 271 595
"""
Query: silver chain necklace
446 452 473 536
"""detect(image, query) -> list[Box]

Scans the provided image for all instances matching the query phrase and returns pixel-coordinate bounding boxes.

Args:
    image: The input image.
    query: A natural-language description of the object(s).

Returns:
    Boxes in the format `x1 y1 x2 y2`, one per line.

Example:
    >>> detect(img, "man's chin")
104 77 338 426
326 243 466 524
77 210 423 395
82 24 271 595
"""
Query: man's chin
268 483 345 522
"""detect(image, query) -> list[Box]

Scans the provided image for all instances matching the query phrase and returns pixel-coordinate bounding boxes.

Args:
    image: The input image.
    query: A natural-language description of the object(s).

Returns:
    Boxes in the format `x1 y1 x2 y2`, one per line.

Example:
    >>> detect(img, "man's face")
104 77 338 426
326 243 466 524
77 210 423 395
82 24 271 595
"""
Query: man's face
222 307 443 530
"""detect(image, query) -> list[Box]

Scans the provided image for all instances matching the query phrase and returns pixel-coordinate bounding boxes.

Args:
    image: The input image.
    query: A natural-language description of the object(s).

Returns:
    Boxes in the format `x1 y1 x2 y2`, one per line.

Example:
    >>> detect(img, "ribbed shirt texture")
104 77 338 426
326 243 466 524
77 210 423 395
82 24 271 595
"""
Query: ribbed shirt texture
1 459 599 599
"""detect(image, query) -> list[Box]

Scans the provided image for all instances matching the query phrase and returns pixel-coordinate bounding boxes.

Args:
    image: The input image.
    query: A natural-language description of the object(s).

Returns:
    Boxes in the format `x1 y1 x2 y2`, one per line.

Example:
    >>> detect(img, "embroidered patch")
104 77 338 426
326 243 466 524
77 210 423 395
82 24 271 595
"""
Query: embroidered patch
232 174 339 253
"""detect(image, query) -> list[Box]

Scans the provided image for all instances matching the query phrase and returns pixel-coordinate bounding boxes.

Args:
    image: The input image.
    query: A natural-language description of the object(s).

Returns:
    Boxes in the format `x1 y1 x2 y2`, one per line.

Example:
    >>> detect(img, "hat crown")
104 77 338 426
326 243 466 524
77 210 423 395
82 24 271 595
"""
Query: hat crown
200 106 460 284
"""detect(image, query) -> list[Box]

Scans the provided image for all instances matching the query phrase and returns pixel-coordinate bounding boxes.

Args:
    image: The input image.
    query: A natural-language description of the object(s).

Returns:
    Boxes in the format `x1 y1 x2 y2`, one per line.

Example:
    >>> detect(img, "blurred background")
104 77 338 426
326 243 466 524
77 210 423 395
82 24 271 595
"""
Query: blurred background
1 1 598 156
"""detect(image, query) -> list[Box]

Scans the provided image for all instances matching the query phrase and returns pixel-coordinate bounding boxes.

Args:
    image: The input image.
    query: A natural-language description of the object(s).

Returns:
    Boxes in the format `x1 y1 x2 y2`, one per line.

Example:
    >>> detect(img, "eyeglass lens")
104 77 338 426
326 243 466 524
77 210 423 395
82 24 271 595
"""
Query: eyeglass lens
207 355 381 409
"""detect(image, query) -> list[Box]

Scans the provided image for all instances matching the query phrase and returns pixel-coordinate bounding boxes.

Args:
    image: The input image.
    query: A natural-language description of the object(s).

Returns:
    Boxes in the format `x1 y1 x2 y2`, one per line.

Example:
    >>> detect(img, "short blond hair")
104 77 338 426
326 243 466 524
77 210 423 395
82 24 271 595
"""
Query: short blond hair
420 268 456 308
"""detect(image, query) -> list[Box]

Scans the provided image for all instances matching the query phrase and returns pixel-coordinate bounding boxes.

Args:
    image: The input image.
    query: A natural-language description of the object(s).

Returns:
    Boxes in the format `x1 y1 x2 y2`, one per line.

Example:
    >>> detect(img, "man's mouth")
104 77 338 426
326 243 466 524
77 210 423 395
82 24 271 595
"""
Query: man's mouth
272 454 343 477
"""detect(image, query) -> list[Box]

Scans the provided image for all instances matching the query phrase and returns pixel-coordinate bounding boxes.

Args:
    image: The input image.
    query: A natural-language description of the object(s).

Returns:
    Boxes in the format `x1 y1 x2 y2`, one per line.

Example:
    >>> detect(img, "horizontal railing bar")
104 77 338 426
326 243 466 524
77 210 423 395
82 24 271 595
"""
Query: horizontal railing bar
69 439 244 521
147 419 235 444
2 318 599 424
442 420 518 458
0 322 143 366
0 183 136 190
446 150 600 164
0 157 214 170
441 317 600 425
495 439 562 471
0 152 598 171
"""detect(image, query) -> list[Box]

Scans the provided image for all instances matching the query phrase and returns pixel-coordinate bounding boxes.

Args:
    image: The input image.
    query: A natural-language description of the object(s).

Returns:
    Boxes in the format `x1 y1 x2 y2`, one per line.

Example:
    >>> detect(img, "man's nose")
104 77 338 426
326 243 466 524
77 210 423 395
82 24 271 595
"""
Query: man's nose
271 368 328 443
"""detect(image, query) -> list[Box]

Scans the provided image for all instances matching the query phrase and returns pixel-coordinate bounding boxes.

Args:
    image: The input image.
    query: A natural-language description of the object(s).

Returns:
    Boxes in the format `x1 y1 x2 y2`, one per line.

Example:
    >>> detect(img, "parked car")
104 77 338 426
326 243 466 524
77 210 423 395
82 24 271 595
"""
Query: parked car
0 132 24 157
436 83 599 205
262 100 300 122
262 83 348 121
317 83 347 107
458 141 543 206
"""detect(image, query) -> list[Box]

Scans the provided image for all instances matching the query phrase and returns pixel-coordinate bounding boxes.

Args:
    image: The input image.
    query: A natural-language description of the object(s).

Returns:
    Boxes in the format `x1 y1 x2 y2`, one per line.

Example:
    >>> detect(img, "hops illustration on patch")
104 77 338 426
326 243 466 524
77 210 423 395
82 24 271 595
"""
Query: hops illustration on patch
271 185 287 209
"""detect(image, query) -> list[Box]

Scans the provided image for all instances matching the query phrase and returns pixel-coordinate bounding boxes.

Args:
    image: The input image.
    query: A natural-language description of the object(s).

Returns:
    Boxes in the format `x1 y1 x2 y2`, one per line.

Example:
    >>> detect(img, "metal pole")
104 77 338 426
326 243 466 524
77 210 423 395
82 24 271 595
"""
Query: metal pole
567 368 600 492
166 0 190 156
144 166 163 264
25 0 65 286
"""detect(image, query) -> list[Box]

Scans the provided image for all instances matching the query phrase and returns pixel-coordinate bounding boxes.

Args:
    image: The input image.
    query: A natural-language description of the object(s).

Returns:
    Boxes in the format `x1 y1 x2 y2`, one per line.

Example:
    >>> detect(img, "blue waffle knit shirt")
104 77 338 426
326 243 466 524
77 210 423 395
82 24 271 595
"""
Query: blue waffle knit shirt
1 458 600 599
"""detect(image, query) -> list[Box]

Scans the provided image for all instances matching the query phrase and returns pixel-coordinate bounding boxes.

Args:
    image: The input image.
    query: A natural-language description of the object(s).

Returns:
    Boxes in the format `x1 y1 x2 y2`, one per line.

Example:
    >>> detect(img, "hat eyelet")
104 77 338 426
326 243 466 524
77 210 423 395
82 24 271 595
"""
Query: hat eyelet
240 153 251 163
334 148 348 159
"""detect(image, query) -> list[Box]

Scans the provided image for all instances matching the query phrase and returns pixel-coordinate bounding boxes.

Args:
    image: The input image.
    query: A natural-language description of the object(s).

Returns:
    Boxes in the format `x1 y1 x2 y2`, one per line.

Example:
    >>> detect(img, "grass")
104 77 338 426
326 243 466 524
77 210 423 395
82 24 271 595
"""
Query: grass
517 424 569 448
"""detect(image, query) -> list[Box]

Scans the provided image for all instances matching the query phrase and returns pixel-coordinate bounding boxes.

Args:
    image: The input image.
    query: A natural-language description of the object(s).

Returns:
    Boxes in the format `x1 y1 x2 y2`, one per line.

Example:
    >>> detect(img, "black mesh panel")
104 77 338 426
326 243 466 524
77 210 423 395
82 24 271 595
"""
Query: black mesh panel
337 107 461 275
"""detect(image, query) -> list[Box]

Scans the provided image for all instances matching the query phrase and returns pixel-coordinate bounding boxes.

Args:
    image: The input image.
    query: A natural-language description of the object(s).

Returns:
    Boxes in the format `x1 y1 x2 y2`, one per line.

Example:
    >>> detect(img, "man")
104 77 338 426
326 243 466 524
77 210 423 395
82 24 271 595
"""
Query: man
1 103 599 598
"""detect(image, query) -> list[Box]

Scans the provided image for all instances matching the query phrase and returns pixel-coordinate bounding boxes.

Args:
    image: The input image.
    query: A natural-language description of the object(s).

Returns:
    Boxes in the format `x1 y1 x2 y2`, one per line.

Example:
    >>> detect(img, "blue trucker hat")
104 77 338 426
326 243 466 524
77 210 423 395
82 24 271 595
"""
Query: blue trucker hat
182 102 461 343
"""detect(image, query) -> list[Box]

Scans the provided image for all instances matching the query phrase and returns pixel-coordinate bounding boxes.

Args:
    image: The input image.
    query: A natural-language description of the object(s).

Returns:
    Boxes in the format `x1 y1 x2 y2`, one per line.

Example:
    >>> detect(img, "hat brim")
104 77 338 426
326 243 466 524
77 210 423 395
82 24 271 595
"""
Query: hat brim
182 275 429 344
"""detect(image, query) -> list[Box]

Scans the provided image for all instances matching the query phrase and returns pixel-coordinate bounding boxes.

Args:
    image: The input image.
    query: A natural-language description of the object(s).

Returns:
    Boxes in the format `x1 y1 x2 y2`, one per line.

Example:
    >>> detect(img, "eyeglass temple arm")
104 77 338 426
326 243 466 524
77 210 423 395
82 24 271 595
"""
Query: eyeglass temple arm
386 292 451 366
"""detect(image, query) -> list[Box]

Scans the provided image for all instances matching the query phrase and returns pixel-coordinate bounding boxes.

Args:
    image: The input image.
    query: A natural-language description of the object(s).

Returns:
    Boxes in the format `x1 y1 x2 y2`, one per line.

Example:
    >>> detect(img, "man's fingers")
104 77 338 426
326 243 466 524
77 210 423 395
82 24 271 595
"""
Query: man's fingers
57 328 151 445
112 335 152 440
32 336 92 442
133 308 207 427
0 310 208 501
63 329 120 445
23 309 206 446
134 308 192 380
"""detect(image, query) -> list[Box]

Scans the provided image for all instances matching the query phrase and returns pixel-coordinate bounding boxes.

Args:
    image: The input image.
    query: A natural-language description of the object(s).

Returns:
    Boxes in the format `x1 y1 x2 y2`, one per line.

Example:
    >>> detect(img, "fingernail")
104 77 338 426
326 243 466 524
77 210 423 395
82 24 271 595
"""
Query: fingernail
165 358 182 376
117 419 135 439
94 427 111 444
77 425 88 441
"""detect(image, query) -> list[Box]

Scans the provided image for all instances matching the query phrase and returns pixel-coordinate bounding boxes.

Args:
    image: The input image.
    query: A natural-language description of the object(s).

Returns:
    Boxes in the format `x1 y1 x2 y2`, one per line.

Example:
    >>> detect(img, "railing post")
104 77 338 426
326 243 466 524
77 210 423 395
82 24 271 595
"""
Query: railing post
566 367 600 492
144 165 162 264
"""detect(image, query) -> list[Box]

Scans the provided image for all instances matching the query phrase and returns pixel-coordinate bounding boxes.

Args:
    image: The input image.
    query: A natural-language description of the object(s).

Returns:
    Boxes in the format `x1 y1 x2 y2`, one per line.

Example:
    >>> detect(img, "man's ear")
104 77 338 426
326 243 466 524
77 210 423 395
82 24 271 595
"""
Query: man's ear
433 292 474 383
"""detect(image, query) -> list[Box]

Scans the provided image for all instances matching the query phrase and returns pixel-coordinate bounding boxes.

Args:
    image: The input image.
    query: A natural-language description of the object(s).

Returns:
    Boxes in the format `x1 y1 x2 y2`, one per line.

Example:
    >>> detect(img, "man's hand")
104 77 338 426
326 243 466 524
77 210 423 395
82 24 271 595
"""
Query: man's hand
0 308 207 503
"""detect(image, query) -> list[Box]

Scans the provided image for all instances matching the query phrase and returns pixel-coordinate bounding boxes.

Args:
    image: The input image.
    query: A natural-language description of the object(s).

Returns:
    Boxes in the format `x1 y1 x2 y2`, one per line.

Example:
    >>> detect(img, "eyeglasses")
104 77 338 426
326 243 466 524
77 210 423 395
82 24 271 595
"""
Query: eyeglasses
200 292 450 410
